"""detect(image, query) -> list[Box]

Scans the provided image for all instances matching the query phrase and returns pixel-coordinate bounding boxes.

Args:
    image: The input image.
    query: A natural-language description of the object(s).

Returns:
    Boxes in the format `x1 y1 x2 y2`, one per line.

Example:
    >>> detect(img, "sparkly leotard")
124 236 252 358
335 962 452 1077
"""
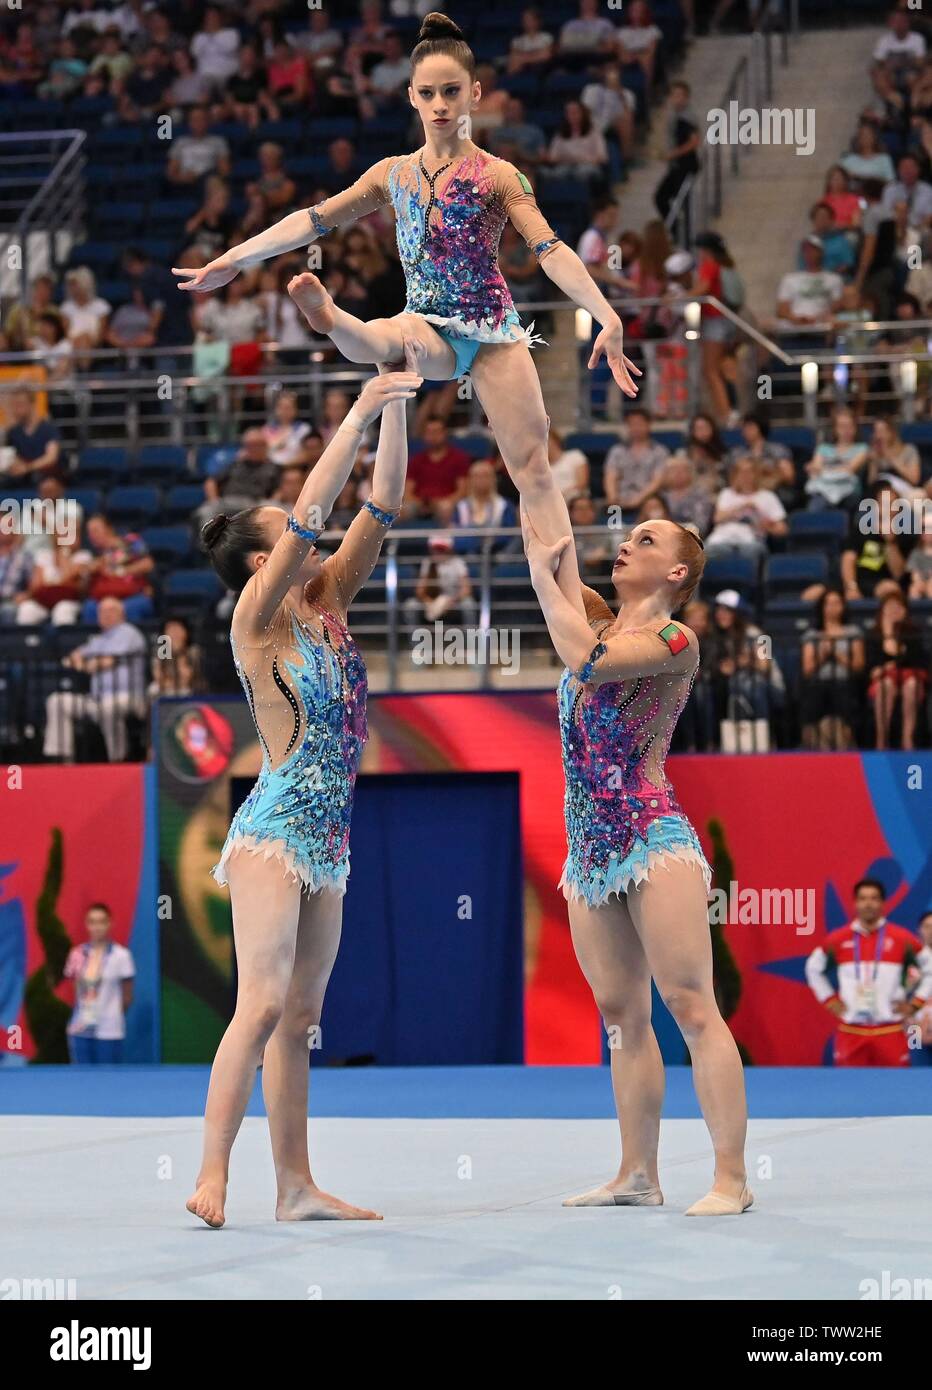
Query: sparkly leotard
308 148 560 368
558 619 712 906
211 502 392 897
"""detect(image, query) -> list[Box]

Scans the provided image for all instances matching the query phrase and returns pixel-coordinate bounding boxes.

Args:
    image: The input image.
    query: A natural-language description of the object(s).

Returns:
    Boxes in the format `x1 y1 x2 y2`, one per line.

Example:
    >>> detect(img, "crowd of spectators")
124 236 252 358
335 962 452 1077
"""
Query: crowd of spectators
1 2 931 761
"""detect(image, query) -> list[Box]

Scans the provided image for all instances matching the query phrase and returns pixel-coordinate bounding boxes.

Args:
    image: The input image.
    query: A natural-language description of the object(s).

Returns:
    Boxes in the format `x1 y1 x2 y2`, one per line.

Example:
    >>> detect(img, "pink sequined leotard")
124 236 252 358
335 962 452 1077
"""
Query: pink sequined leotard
307 148 561 355
558 617 713 906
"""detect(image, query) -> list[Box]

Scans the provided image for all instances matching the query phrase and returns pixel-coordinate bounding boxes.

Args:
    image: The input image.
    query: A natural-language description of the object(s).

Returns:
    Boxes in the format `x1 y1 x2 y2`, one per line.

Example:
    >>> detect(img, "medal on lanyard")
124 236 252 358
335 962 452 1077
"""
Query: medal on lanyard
852 924 885 1023
74 942 112 1033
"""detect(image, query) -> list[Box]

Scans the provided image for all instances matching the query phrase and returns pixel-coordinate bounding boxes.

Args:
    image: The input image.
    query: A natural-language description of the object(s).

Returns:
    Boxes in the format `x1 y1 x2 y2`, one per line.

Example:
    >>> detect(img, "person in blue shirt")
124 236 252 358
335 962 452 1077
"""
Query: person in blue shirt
1 390 64 489
804 202 857 278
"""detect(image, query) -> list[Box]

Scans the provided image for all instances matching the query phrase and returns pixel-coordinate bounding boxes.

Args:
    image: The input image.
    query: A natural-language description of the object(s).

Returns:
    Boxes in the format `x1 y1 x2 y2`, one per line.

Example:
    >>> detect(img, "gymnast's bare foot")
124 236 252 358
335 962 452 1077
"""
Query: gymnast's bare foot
186 1177 226 1228
276 1184 383 1221
287 272 335 334
563 1170 663 1207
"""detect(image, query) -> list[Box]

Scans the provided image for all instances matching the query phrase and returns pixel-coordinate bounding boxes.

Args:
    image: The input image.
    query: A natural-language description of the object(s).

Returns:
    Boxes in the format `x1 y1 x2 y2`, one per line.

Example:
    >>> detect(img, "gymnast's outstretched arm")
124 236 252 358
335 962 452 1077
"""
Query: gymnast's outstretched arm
242 370 420 633
173 158 394 293
327 365 411 613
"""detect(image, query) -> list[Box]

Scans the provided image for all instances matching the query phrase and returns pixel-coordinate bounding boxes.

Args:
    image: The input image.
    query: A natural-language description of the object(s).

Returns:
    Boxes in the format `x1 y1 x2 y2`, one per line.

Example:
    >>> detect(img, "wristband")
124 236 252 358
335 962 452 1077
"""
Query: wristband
363 499 398 527
286 514 320 543
576 642 606 684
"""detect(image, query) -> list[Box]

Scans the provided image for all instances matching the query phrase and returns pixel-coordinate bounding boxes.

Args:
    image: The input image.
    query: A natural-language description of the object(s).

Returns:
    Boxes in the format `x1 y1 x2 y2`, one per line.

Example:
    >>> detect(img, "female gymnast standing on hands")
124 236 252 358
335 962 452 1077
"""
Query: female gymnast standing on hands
175 11 639 613
189 336 421 1228
522 507 752 1216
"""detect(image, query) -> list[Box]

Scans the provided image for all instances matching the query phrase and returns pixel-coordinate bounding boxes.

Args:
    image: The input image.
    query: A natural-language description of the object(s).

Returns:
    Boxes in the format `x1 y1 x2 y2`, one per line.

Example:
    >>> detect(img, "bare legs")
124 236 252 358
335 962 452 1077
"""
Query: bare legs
187 848 300 1227
287 277 585 608
288 272 456 379
470 341 585 608
564 894 665 1205
187 852 380 1226
264 887 380 1220
566 860 749 1211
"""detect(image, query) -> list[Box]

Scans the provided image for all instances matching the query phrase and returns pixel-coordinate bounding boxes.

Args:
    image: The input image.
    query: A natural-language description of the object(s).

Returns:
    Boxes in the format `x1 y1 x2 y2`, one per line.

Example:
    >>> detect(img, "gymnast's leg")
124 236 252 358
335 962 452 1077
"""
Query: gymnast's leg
469 341 585 608
186 848 300 1228
287 272 456 380
563 894 665 1206
626 858 751 1214
262 887 382 1220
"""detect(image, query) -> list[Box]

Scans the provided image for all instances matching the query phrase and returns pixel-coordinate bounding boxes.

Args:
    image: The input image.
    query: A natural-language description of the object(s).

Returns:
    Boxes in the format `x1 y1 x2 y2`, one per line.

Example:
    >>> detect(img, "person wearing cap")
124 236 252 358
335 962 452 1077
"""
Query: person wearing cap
776 237 845 327
404 532 476 627
710 587 776 729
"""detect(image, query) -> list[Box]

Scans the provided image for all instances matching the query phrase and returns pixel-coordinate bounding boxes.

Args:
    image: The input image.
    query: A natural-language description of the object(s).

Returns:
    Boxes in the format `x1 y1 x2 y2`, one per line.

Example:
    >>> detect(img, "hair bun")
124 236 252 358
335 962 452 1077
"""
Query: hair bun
418 11 464 40
201 513 230 549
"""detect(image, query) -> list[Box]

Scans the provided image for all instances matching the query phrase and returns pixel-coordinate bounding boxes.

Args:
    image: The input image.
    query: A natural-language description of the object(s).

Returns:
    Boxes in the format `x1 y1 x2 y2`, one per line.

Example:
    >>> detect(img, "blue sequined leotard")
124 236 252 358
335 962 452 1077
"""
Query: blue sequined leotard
211 501 394 897
558 623 712 906
308 148 561 374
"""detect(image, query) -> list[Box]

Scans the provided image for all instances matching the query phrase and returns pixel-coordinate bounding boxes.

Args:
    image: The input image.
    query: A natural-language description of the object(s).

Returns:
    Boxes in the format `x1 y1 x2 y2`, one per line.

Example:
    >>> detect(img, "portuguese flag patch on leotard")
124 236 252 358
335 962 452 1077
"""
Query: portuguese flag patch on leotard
517 172 534 195
658 622 689 654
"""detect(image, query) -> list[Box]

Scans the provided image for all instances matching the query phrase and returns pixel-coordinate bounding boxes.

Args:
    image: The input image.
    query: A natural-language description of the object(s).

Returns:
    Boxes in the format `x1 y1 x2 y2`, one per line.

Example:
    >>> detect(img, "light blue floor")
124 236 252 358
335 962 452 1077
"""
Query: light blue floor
1 1067 930 1299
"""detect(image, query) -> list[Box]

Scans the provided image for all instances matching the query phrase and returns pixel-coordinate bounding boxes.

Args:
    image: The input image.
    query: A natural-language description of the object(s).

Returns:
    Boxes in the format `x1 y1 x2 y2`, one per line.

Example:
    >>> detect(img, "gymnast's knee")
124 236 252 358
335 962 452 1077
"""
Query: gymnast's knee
594 991 652 1041
236 991 288 1042
509 436 552 491
659 985 713 1041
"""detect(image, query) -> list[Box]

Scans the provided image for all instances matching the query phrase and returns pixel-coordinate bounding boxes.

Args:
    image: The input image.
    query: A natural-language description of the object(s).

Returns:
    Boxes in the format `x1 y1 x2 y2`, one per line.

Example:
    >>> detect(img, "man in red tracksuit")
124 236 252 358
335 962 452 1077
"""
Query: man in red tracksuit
805 878 932 1066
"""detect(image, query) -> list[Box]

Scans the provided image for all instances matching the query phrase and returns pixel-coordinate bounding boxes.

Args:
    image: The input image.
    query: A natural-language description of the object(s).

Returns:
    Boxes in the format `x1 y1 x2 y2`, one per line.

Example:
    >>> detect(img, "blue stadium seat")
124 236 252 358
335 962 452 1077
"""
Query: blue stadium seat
104 485 163 529
163 570 225 604
77 447 128 486
308 117 359 141
136 445 188 482
165 484 206 521
140 525 194 565
498 72 542 99
764 553 828 597
454 433 494 459
787 510 848 553
771 426 816 454
66 241 121 276
65 488 103 519
195 445 238 479
564 432 616 462
653 430 686 452
700 551 760 595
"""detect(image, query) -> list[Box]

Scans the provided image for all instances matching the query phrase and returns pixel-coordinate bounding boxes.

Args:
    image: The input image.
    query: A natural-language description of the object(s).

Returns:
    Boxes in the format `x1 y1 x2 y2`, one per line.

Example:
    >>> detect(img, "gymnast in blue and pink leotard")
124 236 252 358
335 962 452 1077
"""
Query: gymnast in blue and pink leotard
305 146 561 379
524 509 751 1218
557 621 712 906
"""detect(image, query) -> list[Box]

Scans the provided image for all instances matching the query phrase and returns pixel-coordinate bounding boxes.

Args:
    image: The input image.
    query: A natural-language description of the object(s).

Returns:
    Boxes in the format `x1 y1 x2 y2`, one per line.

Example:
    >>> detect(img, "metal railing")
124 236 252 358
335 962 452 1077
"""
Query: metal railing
4 299 932 445
0 130 86 293
667 16 797 247
3 622 927 761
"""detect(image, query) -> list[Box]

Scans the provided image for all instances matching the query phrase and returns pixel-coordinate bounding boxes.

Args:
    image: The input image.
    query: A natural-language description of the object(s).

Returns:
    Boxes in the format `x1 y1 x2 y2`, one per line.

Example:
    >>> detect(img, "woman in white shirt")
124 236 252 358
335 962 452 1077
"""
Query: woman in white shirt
705 457 788 559
255 266 312 361
262 390 312 466
507 6 555 74
547 426 589 499
616 0 662 85
544 101 609 183
60 267 110 355
17 530 90 625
